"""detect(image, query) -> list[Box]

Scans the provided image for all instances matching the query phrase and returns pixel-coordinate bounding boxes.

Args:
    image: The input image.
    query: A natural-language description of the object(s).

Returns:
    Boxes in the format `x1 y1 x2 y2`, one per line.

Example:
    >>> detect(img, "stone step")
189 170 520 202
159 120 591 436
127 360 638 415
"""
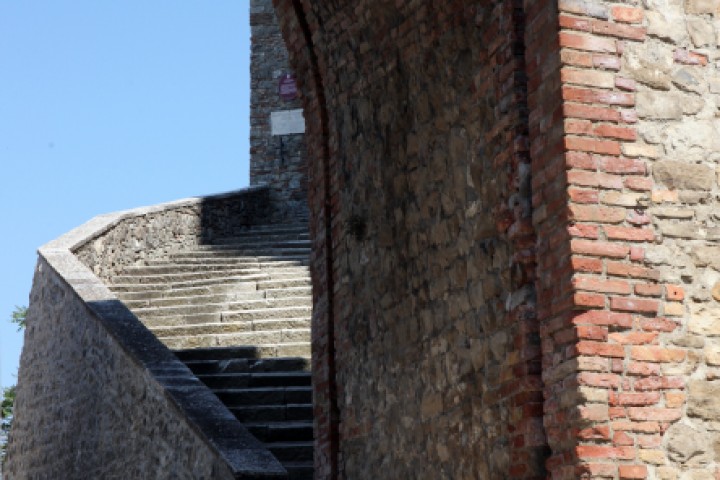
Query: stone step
111 275 311 292
215 386 312 406
196 372 310 389
112 269 306 285
120 291 266 308
161 339 311 357
147 257 308 267
174 346 275 361
171 247 311 256
218 224 308 235
245 422 313 443
120 263 310 276
197 239 311 249
257 278 311 290
157 328 310 348
266 442 313 463
110 283 257 298
149 318 309 337
229 404 312 423
142 306 312 325
115 285 311 303
167 252 308 262
131 296 311 317
283 462 314 480
182 357 310 375
211 233 310 244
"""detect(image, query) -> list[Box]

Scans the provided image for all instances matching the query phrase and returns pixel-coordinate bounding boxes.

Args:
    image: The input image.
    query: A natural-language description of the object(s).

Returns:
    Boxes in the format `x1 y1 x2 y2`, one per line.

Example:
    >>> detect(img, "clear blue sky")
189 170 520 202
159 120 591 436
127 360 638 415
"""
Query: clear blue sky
0 2 252 388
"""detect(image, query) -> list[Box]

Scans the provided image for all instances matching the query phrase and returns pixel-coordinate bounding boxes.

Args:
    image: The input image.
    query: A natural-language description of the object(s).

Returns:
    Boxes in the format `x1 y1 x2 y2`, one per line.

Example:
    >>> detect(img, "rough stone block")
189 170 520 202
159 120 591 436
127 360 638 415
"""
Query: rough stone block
685 0 720 15
636 91 684 119
688 380 720 420
653 160 714 190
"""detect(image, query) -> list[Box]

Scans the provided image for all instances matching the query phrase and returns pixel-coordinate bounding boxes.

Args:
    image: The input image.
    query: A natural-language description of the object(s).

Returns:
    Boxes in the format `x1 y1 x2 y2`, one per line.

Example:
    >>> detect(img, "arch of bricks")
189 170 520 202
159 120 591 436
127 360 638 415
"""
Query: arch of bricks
274 1 720 479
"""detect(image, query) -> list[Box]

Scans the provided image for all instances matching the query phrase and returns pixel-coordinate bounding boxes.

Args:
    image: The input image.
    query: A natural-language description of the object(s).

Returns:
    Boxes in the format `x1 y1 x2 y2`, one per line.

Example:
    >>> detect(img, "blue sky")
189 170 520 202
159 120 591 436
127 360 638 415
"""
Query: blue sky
0 1 252 388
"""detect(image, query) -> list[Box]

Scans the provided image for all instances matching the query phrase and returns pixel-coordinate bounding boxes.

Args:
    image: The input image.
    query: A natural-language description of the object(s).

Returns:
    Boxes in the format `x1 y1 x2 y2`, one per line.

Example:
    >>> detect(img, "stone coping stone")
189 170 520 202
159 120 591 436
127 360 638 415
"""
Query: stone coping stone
37 185 288 480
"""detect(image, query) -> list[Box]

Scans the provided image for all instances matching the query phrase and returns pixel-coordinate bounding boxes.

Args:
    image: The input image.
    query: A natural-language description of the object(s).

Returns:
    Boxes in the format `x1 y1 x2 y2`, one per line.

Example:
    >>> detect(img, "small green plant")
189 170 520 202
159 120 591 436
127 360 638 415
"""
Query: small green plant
2 306 26 466
10 305 27 331
1 385 15 466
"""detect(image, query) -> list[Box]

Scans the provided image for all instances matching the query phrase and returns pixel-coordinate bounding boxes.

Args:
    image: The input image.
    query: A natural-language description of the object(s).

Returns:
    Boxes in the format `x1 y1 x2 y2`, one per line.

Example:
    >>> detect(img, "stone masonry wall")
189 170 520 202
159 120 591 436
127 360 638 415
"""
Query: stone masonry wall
273 1 720 478
250 0 308 220
629 1 720 478
75 186 272 282
275 2 545 478
6 258 238 479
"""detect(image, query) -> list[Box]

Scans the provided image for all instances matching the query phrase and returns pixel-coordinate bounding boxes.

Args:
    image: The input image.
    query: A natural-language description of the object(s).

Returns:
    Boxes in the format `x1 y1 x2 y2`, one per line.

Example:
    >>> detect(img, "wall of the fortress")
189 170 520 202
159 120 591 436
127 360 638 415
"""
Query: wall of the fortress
274 1 720 479
5 259 237 479
275 2 545 478
250 0 308 220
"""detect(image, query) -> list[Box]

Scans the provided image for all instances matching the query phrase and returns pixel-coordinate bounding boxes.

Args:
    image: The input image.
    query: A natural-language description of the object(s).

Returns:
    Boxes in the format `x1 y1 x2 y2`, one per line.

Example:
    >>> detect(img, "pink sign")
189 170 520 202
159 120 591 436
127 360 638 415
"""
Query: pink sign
278 74 298 101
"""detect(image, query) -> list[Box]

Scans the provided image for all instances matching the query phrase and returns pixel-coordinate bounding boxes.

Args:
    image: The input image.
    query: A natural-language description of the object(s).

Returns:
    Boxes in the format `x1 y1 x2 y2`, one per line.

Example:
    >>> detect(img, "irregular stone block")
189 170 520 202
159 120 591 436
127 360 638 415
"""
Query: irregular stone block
672 68 704 93
689 316 720 335
687 17 716 47
685 0 720 15
666 120 720 151
653 160 715 190
623 40 674 89
689 380 720 419
637 91 684 119
665 422 711 464
691 246 720 269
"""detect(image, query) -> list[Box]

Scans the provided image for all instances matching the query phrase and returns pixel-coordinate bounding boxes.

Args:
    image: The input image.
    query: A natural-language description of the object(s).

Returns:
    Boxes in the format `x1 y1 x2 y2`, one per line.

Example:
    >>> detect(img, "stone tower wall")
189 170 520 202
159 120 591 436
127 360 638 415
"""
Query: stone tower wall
249 0 308 220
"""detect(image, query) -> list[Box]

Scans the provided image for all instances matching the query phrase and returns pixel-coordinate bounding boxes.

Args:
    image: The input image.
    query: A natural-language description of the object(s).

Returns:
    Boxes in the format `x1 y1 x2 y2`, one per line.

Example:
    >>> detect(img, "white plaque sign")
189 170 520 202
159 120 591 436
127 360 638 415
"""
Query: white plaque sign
271 109 305 136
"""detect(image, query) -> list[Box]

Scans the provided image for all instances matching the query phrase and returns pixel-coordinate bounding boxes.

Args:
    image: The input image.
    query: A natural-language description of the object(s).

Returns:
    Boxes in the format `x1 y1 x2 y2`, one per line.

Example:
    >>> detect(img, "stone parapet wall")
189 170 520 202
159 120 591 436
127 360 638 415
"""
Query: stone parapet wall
73 186 275 282
6 187 287 479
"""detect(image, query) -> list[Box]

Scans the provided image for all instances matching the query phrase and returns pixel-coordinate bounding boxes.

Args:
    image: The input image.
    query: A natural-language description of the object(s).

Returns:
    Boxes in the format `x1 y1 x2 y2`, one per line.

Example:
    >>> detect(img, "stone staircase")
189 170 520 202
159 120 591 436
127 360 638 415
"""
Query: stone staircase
108 222 314 480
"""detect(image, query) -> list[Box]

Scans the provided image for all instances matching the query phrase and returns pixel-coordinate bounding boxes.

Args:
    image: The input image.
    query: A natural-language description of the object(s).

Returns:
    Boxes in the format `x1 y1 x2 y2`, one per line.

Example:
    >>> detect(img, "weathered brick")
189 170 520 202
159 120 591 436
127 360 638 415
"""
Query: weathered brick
561 68 616 88
569 205 627 223
627 407 681 422
631 346 686 363
619 464 648 479
567 170 623 189
610 296 659 313
608 331 658 345
572 240 630 259
576 445 636 460
592 20 647 40
573 310 633 328
573 276 631 295
604 226 654 242
559 32 617 53
564 103 622 122
611 6 645 23
562 87 635 106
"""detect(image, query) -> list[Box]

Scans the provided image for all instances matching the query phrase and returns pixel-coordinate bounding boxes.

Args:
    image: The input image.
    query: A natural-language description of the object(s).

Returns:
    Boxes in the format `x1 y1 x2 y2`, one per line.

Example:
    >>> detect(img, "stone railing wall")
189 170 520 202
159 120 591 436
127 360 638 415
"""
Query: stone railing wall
74 186 275 281
5 187 288 479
